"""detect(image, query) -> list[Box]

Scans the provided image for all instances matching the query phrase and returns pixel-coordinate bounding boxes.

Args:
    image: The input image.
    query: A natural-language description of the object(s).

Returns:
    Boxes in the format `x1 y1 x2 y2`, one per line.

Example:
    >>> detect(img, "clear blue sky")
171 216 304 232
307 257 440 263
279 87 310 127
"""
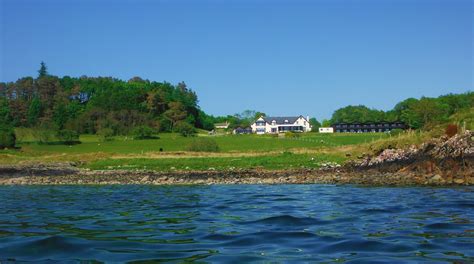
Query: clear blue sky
1 0 472 120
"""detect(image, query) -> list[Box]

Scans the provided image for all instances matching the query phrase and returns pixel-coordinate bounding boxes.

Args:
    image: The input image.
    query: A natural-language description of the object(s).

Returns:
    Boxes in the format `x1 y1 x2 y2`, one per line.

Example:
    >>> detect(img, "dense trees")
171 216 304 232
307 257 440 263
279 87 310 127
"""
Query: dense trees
330 93 473 129
0 63 209 137
1 62 472 142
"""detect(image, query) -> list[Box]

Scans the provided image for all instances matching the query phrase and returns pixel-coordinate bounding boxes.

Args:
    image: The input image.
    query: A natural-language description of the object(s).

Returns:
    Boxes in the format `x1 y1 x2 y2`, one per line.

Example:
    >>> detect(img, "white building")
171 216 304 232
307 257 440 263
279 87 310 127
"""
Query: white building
214 122 230 129
319 127 334 133
251 116 312 134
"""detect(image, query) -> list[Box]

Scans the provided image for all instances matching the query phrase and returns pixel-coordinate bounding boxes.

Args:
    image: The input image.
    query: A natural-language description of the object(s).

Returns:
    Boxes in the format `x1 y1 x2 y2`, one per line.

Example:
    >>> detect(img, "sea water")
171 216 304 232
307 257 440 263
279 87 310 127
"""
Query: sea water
0 185 473 263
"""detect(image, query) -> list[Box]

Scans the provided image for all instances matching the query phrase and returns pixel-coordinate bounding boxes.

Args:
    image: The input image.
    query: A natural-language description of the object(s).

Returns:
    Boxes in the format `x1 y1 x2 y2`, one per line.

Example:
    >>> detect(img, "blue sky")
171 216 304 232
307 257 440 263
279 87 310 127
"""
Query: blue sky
1 0 472 120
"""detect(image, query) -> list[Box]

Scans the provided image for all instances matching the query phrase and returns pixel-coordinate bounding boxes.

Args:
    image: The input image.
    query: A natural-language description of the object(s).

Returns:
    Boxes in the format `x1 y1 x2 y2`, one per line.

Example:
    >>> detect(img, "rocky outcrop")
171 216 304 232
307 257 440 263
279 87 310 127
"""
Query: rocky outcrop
355 131 473 167
350 131 474 184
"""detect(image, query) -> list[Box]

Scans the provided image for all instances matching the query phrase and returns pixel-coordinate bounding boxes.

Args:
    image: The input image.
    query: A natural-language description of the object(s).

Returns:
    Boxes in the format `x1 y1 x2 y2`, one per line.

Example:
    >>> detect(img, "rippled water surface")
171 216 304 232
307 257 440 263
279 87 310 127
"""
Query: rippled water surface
0 185 474 263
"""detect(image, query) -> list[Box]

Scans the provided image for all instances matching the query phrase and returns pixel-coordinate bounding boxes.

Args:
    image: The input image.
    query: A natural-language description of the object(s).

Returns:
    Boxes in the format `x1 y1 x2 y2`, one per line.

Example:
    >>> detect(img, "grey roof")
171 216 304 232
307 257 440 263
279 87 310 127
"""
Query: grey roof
262 116 304 125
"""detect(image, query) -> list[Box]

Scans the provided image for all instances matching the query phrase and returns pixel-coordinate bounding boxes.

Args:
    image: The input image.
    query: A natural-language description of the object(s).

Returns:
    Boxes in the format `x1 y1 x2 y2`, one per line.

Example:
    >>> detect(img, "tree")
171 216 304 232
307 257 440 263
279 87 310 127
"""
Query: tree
27 97 42 126
0 124 16 148
56 129 80 145
38 61 48 78
254 111 266 119
174 121 196 137
163 102 187 130
132 125 156 139
53 102 68 129
0 97 11 124
309 118 321 132
410 97 448 128
321 119 332 127
331 105 385 123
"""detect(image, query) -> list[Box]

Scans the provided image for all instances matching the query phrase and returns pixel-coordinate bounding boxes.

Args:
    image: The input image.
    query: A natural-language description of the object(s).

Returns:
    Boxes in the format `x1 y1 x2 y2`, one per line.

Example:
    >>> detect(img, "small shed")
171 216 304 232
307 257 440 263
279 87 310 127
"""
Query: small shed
214 122 230 129
319 127 334 133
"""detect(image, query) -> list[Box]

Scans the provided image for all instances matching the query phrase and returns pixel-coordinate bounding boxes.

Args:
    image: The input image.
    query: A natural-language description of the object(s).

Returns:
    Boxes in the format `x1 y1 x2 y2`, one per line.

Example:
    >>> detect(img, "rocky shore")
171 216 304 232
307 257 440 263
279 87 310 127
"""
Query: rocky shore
1 131 473 186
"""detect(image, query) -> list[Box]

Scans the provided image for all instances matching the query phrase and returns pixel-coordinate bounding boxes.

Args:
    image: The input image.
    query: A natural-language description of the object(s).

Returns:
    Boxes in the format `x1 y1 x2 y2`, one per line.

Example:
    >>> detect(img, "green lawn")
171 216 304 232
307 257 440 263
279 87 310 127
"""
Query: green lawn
85 152 346 171
2 132 391 170
16 132 387 154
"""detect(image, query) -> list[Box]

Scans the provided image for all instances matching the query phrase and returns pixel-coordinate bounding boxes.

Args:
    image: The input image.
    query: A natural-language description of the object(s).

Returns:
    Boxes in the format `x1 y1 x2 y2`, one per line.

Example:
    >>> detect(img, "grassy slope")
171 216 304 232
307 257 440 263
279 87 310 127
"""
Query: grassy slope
16 133 387 154
1 132 388 170
4 108 471 171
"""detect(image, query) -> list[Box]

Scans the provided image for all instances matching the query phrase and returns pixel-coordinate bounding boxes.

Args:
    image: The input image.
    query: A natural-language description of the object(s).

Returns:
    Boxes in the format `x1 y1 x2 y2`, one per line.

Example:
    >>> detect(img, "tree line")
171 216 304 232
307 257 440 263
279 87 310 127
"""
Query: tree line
327 92 473 129
0 62 220 141
1 62 472 148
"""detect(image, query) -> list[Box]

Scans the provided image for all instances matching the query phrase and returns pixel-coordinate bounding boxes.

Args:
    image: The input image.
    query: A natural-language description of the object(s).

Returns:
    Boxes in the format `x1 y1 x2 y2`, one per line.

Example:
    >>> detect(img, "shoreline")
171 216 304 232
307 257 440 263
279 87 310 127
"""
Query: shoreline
2 131 472 186
0 160 472 186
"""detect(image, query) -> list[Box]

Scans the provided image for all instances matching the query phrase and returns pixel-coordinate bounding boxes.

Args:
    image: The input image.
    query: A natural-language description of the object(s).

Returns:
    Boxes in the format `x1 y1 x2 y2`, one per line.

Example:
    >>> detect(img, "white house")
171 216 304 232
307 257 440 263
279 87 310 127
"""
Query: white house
251 116 312 134
319 127 334 133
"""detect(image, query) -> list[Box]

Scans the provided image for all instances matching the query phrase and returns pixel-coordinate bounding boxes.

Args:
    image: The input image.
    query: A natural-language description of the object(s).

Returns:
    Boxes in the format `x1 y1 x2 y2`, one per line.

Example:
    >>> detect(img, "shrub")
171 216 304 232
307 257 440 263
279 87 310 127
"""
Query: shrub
97 128 114 142
285 131 301 138
186 137 220 152
390 128 404 136
0 125 16 148
132 125 157 140
174 122 197 137
32 128 56 144
14 127 32 143
56 129 80 145
445 124 458 138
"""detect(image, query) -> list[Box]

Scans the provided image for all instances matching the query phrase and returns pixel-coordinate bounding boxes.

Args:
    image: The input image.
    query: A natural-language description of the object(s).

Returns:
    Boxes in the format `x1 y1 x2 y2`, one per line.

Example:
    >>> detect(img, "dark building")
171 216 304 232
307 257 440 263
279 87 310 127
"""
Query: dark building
233 127 253 135
332 122 407 133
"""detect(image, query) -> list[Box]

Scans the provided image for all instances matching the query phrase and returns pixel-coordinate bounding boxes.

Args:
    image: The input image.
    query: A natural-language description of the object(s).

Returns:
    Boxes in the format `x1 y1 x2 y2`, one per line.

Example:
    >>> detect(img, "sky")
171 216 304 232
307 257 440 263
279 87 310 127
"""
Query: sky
1 0 472 120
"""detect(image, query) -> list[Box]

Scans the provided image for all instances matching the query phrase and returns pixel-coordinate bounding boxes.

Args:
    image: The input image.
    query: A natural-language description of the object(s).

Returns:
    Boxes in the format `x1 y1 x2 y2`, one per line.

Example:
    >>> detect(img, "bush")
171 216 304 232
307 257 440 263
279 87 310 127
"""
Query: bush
132 125 157 140
174 122 197 137
97 128 114 142
445 124 458 138
186 137 220 152
32 128 56 144
14 127 32 143
56 129 80 145
285 131 301 138
0 125 16 148
390 128 404 136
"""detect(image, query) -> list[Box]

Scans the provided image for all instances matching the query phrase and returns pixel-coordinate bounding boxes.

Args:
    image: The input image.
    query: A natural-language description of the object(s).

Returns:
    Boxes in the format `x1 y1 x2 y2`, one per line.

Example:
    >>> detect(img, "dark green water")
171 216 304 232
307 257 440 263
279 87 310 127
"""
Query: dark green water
0 185 473 263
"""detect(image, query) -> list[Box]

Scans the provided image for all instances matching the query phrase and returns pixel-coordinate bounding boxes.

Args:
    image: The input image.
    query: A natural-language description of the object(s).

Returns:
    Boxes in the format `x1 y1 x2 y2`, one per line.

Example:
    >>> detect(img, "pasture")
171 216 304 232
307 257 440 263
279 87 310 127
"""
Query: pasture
16 132 387 154
1 131 393 170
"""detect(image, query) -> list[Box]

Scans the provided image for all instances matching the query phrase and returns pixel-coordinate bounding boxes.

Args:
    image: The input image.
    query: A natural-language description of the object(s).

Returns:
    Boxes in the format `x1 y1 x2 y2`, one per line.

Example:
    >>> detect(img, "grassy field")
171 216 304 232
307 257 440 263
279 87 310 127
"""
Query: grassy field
86 152 347 171
15 132 387 154
1 131 401 171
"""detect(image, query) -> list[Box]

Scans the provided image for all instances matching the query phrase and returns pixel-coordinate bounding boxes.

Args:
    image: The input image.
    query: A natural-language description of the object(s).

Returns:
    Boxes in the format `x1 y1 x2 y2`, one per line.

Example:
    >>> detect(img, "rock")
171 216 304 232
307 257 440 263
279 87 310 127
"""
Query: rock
454 178 465 184
430 175 442 182
141 176 149 182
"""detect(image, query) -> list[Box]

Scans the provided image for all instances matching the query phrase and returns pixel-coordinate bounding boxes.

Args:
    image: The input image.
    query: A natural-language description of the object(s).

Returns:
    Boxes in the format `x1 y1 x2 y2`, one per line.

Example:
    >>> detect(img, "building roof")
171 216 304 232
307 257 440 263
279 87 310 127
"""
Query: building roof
261 116 304 125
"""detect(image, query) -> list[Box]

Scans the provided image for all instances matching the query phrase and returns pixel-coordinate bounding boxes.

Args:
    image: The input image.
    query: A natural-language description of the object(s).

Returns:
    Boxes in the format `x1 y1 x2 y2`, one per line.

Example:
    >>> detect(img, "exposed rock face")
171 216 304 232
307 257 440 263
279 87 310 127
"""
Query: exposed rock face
351 131 474 184
356 131 473 167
